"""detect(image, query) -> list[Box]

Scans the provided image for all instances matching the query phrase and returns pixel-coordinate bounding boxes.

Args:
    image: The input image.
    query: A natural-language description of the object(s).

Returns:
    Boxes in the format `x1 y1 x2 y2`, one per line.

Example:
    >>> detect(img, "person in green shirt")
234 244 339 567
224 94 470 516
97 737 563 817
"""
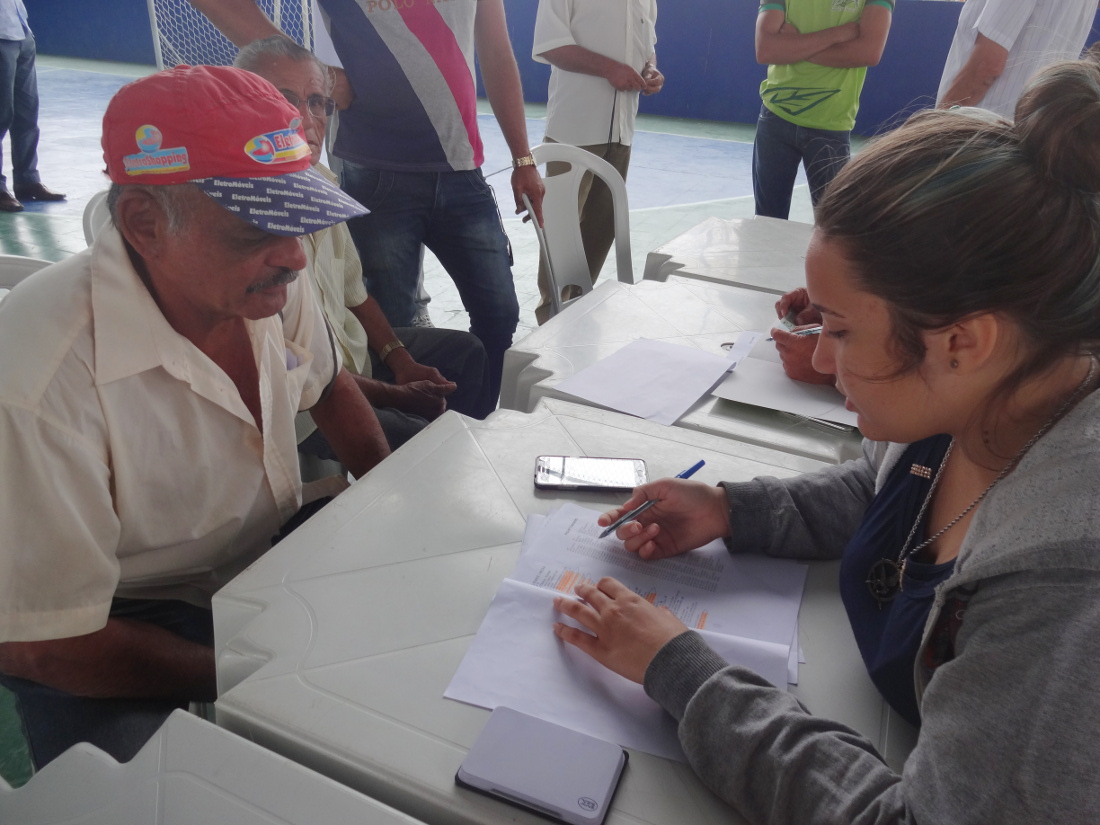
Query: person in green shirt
753 0 893 219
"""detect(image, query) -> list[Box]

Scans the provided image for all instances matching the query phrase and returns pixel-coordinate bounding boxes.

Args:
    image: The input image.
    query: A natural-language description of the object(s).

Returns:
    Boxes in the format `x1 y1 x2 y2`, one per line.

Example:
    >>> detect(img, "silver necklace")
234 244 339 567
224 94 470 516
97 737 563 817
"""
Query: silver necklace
866 357 1097 608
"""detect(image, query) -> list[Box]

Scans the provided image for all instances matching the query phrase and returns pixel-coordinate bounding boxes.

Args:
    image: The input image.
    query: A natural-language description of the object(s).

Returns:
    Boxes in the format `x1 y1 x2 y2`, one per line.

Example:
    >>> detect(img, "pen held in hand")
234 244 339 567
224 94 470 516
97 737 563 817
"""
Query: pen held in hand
766 325 823 342
598 459 705 539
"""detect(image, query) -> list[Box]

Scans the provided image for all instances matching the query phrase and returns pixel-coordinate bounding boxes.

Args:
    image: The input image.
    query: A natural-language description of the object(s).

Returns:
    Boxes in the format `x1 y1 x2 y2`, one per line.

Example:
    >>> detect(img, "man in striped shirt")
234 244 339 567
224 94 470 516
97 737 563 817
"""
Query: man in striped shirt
937 0 1096 120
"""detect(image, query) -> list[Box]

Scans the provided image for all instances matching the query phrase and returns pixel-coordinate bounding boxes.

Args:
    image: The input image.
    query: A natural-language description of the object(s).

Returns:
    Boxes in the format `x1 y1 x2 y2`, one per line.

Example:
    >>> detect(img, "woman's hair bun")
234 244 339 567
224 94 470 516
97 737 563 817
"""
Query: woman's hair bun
1014 59 1100 193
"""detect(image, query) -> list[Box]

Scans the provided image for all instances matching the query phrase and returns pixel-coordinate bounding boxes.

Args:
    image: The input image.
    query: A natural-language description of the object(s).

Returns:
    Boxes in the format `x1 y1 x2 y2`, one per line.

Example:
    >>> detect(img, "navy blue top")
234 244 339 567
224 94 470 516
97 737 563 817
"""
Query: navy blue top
839 435 956 727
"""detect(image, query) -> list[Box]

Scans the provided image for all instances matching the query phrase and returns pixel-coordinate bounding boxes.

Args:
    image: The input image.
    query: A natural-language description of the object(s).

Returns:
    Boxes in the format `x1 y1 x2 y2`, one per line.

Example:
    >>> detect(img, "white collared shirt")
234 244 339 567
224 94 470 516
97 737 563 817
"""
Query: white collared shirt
936 0 1095 120
533 0 658 146
0 0 29 42
296 164 371 444
0 226 335 642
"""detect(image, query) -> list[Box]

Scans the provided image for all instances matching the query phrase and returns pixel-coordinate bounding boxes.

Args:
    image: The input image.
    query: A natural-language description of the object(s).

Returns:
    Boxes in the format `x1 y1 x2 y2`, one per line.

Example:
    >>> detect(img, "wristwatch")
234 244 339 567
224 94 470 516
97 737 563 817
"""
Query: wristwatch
512 154 536 169
378 340 405 362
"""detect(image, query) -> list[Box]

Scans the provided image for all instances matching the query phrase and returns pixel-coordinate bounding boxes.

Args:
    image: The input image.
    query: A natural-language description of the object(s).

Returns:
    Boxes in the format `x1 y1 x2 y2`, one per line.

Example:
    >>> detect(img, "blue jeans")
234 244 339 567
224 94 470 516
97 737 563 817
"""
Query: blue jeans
0 33 42 189
339 163 519 405
752 105 850 220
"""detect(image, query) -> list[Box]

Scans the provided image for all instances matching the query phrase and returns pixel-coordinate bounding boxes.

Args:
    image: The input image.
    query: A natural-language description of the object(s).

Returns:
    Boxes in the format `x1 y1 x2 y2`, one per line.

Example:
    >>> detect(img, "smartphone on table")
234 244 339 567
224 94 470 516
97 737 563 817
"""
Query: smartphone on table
533 456 647 492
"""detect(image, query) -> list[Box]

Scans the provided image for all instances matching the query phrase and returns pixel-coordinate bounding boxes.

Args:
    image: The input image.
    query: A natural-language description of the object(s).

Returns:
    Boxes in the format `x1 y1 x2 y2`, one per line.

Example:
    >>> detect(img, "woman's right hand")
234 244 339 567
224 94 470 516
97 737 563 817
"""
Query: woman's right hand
598 479 730 560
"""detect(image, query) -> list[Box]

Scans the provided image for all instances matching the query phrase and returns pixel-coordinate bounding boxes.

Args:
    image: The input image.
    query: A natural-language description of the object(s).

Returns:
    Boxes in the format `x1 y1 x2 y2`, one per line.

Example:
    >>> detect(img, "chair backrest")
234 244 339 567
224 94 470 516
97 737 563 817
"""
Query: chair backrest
0 254 51 291
528 142 633 319
83 189 111 246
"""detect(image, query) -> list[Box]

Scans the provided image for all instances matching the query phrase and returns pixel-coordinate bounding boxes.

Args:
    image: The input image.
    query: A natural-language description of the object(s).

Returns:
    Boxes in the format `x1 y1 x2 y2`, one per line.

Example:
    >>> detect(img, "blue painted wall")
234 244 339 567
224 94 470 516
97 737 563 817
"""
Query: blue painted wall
26 0 157 66
23 0 1100 134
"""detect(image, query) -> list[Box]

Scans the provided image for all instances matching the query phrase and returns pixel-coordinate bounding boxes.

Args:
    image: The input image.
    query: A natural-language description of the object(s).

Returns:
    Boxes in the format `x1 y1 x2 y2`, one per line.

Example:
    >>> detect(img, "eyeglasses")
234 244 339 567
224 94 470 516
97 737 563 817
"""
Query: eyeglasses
281 90 336 119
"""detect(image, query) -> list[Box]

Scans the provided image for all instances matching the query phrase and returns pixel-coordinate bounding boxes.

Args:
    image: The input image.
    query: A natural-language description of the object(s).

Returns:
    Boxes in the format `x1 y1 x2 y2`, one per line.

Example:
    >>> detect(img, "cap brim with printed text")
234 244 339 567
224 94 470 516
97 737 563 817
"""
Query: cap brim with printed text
102 64 367 236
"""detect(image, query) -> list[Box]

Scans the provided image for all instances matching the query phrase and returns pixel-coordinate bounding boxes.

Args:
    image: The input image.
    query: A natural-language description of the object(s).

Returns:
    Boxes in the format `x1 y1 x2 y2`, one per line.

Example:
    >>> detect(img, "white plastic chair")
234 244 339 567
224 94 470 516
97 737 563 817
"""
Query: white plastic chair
82 190 110 246
525 142 634 319
0 254 51 291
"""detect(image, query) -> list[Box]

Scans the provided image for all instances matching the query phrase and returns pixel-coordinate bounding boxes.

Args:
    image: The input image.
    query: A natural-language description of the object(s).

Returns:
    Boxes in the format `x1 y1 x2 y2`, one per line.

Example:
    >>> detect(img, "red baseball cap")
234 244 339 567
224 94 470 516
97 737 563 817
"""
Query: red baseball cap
102 64 366 236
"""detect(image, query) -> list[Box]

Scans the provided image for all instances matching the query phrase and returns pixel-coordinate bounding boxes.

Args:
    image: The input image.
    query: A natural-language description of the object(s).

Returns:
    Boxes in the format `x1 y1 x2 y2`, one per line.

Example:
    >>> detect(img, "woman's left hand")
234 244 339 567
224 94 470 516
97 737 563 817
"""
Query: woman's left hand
553 577 688 684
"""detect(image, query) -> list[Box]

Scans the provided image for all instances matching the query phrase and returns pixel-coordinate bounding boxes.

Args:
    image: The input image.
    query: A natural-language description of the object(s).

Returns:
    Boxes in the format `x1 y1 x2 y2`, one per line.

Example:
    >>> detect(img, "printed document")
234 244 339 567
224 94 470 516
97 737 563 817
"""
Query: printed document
445 503 807 761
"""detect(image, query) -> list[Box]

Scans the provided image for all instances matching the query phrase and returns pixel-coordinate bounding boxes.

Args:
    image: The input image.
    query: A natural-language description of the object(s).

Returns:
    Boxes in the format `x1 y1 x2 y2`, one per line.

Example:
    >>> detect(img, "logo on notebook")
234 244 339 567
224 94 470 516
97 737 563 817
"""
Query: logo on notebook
578 797 599 812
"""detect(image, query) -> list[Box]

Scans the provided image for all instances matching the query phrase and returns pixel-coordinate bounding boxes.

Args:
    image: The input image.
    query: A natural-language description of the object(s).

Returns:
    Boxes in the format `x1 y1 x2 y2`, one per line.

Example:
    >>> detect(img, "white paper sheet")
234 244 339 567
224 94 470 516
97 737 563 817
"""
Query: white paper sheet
515 505 806 645
712 333 859 427
554 339 734 426
445 504 807 760
445 579 790 761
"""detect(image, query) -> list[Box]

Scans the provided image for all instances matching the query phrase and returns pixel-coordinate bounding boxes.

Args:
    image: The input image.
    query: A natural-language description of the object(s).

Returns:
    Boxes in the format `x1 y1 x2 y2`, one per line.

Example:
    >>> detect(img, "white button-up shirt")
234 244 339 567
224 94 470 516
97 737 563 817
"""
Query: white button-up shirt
533 0 658 147
0 226 336 642
0 0 29 42
936 0 1095 120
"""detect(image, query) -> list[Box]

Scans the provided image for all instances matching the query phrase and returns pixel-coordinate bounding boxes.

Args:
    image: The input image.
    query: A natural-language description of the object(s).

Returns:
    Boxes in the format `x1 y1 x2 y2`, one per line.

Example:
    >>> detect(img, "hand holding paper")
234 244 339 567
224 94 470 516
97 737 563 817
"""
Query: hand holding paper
554 578 689 684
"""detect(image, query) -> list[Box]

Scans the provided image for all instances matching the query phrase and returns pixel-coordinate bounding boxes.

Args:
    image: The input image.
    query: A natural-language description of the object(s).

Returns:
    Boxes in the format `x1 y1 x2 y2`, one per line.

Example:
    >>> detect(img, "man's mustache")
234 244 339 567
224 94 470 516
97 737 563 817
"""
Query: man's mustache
246 268 299 293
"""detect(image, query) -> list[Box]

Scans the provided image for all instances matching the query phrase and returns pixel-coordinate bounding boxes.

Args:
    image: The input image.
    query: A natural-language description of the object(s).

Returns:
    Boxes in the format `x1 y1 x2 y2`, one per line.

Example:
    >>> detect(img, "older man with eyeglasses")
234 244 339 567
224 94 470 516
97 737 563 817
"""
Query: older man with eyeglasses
234 37 493 458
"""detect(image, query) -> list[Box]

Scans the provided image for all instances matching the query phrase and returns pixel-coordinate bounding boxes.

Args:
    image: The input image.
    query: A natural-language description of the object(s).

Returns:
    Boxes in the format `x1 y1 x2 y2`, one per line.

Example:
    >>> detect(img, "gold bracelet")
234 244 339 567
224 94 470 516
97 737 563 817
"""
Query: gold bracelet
512 154 536 169
378 340 405 362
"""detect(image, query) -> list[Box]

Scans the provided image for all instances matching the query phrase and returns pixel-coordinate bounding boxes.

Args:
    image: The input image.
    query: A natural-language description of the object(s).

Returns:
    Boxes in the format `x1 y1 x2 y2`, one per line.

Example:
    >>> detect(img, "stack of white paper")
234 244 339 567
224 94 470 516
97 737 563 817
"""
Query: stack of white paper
554 339 735 426
712 332 858 427
445 503 808 761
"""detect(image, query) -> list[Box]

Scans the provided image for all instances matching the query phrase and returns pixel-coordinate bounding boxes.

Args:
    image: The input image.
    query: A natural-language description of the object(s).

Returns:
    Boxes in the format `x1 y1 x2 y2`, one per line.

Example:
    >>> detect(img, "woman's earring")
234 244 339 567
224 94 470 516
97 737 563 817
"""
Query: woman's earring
950 359 959 369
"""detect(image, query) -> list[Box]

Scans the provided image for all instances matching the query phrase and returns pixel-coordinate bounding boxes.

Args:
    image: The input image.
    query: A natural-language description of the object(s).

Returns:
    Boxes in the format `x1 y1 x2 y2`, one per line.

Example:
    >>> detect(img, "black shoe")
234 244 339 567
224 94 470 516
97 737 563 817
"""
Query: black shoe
13 183 66 202
0 189 23 212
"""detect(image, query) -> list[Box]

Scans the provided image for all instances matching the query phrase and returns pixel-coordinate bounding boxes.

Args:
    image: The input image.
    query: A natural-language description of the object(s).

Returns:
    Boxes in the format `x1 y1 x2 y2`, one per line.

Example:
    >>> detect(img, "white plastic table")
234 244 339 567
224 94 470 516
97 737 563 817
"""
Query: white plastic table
500 278 863 464
212 400 915 825
0 709 426 825
643 216 814 294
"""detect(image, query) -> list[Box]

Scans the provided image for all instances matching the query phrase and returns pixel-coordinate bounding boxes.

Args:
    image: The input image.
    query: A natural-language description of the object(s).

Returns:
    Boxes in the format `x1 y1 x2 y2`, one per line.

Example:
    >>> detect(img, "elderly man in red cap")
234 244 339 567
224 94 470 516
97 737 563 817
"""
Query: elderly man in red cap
0 65 388 768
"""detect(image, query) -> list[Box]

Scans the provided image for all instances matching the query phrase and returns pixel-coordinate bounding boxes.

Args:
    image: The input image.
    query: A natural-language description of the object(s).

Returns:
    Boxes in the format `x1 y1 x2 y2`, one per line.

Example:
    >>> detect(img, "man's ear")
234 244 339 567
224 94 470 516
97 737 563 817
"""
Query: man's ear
113 187 169 262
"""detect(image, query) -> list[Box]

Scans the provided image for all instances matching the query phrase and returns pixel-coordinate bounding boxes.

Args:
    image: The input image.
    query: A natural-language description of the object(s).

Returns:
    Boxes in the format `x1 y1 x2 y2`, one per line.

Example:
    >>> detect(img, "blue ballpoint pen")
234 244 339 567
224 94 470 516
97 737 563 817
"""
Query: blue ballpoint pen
598 460 705 539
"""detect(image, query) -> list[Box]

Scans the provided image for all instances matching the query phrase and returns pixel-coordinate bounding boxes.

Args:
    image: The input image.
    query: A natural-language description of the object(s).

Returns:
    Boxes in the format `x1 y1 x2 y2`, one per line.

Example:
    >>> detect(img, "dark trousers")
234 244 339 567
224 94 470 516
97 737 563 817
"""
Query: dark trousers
752 105 851 220
0 33 42 189
0 498 333 769
0 599 213 769
300 325 492 458
340 162 519 406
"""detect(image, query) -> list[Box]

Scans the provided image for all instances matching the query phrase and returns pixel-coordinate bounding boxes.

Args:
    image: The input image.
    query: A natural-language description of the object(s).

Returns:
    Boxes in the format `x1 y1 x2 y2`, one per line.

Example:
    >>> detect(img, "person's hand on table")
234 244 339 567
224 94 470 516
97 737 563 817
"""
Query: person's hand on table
553 577 688 684
598 479 730 560
774 287 820 327
771 325 836 385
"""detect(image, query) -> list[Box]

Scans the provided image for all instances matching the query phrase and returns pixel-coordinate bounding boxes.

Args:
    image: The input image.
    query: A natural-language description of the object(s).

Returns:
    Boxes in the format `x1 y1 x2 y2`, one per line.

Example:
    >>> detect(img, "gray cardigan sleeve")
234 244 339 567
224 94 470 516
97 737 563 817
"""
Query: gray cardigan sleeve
721 439 883 561
644 565 1100 825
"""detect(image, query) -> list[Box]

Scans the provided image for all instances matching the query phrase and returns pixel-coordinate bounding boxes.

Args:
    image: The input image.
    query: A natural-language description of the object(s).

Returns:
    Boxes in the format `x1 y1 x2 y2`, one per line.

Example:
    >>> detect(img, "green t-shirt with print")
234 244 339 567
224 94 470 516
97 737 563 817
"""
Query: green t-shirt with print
759 0 894 132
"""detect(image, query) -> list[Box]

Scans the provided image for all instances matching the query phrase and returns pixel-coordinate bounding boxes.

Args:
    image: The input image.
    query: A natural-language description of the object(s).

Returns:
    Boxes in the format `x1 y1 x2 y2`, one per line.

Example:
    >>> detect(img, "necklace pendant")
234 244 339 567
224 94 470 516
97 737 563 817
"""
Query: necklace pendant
866 558 901 609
